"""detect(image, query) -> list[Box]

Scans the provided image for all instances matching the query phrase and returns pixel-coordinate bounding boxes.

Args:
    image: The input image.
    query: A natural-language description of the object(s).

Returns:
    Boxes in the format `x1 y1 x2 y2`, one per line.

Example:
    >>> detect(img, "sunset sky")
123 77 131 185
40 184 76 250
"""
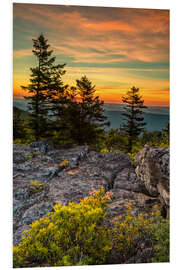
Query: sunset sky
13 3 169 106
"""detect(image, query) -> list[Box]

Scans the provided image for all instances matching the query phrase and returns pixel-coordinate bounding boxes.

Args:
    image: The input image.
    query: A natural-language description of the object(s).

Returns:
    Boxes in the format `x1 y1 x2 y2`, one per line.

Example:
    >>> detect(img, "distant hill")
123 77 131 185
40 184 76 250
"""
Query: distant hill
104 110 169 132
13 98 169 132
13 106 31 120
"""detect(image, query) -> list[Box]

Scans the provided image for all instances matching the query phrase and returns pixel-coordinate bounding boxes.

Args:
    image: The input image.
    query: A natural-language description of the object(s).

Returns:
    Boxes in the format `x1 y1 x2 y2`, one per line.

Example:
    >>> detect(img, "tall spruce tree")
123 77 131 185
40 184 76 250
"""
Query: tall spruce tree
21 33 66 140
48 75 109 146
121 86 147 153
68 76 109 145
46 83 74 144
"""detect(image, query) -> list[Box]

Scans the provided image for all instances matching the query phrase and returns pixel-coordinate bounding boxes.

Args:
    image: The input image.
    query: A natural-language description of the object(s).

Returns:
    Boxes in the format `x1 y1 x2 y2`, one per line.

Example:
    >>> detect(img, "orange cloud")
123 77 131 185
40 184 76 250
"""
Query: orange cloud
13 49 32 59
13 4 169 106
84 20 136 32
14 4 169 64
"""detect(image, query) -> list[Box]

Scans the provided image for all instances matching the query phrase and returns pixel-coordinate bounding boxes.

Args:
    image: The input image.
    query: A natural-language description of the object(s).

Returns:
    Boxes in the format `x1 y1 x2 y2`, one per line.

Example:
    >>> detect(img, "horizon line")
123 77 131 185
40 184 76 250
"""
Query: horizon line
13 96 169 108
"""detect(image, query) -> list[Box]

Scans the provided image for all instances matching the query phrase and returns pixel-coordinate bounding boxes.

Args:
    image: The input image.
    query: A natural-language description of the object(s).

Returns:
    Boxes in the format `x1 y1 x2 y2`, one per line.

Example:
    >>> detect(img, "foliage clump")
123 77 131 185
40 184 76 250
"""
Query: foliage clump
99 122 169 159
59 159 69 168
29 180 44 194
13 187 113 268
13 107 27 140
32 151 42 157
111 204 169 263
25 155 32 160
13 187 169 267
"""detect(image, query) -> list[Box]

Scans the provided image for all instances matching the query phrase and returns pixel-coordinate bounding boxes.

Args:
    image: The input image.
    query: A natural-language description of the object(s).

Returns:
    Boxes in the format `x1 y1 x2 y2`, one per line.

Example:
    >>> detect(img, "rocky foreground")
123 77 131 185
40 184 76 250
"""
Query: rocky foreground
13 141 169 262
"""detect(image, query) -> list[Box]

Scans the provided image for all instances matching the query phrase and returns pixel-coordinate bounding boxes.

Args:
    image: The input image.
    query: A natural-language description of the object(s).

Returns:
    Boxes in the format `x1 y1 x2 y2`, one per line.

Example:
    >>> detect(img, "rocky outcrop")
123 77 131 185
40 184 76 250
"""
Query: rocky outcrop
13 142 169 252
29 140 54 154
135 145 169 216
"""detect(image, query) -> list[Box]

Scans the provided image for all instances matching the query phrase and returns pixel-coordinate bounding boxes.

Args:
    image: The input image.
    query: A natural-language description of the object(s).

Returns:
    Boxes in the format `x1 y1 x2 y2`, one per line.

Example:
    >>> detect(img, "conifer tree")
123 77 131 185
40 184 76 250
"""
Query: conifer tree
46 84 74 145
21 33 66 140
68 76 109 145
121 86 147 153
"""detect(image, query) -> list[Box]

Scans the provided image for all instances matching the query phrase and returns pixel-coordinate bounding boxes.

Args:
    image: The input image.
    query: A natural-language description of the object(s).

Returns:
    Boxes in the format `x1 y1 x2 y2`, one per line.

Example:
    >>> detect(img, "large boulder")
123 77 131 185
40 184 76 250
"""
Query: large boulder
135 145 169 216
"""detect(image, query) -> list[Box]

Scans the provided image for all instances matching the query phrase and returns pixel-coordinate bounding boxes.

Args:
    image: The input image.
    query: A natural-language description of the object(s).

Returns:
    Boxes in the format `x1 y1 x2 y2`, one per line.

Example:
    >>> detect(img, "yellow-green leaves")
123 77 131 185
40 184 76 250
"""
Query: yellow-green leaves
30 180 44 193
111 204 169 263
13 191 169 267
59 159 69 168
13 186 113 268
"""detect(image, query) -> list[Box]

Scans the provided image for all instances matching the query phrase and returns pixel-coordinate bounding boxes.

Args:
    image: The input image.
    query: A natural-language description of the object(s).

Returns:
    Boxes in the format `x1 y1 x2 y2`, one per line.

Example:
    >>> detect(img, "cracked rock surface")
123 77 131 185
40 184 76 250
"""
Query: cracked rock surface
13 142 169 247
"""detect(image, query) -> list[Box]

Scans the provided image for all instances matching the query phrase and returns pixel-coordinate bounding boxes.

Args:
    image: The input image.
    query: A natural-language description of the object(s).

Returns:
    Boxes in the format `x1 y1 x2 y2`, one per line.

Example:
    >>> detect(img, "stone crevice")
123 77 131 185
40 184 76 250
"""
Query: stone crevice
13 142 169 246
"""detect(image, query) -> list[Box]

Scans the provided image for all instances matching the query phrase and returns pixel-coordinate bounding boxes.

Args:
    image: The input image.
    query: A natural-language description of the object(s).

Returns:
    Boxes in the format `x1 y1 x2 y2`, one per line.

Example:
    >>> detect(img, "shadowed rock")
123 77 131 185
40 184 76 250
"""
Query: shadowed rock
135 145 169 216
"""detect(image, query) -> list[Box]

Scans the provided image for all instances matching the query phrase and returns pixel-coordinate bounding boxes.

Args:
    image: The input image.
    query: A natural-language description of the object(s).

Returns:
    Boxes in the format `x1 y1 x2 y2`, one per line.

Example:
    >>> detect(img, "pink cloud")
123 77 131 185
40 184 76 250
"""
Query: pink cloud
13 4 169 64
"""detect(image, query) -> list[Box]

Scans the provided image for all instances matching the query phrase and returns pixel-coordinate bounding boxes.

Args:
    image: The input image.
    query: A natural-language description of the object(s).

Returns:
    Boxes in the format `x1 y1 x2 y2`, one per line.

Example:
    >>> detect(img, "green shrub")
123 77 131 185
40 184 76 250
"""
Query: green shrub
147 206 170 262
13 139 29 145
13 187 113 268
13 191 169 267
111 204 169 263
29 180 44 194
25 155 32 160
111 203 148 262
33 151 42 157
98 124 170 156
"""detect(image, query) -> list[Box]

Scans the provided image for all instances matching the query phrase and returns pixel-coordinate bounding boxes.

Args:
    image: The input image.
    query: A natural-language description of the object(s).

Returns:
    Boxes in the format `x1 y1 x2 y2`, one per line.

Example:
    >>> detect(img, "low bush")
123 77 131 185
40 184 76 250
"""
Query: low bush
111 204 169 263
29 180 44 194
32 151 42 157
147 206 170 262
13 187 113 268
13 189 169 267
25 155 32 160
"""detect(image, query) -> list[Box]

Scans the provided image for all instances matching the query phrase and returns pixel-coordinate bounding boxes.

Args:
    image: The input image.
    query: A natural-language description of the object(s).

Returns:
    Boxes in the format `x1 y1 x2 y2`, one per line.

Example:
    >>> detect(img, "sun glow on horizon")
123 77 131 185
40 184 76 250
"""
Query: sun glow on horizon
13 3 169 107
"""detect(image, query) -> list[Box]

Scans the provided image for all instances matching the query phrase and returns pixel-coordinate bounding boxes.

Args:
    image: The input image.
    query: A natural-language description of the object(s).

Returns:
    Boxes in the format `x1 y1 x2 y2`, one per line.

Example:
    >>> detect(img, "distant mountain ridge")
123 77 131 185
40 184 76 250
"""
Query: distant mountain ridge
103 103 169 115
13 98 169 132
13 106 31 120
13 98 169 115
